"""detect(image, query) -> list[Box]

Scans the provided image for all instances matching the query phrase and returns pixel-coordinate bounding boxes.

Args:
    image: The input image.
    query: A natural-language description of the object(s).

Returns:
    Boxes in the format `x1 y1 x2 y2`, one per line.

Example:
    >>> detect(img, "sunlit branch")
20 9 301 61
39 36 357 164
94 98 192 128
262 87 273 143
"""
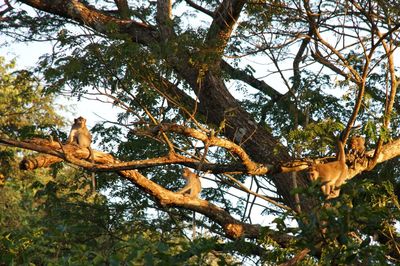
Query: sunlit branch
147 123 271 174
303 0 362 83
0 137 294 243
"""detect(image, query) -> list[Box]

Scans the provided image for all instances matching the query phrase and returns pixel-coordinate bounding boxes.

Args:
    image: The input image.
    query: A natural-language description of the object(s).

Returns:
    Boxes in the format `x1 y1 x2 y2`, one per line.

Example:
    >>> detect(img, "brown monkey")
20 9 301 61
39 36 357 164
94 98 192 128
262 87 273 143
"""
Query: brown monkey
308 141 348 199
178 168 202 239
348 135 366 169
67 116 92 148
66 116 96 191
178 168 202 198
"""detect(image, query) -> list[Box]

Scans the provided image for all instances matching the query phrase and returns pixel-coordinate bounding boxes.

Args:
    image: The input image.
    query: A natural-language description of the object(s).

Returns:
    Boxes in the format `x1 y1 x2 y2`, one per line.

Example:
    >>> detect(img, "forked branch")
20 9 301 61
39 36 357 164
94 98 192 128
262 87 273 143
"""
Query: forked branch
0 136 294 244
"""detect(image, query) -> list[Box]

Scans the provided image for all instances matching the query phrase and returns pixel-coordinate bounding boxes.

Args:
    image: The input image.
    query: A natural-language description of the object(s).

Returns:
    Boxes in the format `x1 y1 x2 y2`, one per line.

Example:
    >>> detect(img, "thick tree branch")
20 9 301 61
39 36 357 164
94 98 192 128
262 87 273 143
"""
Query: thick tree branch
6 138 243 173
113 0 130 19
148 74 197 114
17 0 157 44
206 0 246 63
156 0 173 38
118 168 293 243
0 137 293 245
5 134 399 243
5 125 400 179
292 32 311 93
310 49 353 81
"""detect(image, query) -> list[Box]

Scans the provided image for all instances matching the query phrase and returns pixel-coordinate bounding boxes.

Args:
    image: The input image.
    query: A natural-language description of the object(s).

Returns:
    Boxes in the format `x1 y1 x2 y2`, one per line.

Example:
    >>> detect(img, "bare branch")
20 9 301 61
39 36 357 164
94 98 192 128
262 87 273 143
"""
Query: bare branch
222 173 293 211
303 0 362 83
185 0 214 17
0 0 13 19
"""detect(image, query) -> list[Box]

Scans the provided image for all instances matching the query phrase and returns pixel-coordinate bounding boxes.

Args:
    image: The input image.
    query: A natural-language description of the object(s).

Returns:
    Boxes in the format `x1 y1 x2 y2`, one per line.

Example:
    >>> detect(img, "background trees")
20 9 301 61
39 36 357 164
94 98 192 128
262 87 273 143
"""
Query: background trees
0 0 399 264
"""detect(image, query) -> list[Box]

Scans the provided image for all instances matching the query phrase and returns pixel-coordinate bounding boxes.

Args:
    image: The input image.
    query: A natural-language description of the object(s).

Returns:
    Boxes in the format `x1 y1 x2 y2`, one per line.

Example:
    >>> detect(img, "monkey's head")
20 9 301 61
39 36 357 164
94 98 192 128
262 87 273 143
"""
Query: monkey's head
307 165 319 181
74 116 87 128
350 135 365 150
182 168 191 179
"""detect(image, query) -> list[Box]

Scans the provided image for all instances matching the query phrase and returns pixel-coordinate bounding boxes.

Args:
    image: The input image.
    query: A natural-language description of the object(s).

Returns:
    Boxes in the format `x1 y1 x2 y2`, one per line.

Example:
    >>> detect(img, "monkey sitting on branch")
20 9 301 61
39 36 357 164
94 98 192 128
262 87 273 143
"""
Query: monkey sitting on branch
66 116 96 191
66 116 92 148
177 168 202 239
307 140 348 199
177 168 202 198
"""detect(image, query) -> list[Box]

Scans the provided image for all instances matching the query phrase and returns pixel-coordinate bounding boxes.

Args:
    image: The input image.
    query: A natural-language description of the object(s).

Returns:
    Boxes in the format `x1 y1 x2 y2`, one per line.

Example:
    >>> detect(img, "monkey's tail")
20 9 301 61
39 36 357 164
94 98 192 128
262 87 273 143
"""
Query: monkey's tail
89 147 96 192
337 140 346 165
192 211 196 240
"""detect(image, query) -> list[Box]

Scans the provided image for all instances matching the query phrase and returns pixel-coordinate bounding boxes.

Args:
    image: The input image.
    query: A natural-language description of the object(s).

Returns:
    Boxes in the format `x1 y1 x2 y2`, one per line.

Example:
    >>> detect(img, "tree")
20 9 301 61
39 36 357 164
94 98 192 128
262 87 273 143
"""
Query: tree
1 0 400 264
0 57 209 265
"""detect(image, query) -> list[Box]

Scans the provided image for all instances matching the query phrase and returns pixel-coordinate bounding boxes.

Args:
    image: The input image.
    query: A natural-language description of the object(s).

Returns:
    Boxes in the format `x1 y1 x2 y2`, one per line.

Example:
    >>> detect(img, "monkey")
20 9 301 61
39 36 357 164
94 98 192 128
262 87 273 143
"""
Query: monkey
347 135 366 169
177 168 202 239
308 140 348 199
349 135 365 156
178 168 202 198
67 116 92 147
66 116 96 191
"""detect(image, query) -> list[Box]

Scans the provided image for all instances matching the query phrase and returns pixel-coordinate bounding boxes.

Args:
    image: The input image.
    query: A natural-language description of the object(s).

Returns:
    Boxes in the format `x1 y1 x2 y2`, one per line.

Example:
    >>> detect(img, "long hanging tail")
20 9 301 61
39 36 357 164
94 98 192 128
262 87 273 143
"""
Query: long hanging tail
334 140 348 194
337 140 346 165
192 211 196 239
89 147 96 192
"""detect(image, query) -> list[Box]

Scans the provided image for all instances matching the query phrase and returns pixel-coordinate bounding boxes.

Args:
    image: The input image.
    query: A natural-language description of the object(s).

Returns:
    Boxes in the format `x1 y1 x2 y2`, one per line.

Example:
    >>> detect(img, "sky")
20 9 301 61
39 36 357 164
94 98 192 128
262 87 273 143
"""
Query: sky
1 39 119 131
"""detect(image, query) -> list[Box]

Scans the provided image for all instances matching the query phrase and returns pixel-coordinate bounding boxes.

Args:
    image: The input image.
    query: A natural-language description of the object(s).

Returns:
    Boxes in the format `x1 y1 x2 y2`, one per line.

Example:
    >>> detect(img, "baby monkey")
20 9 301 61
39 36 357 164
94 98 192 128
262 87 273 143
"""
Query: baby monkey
348 135 366 169
308 141 348 199
66 116 96 191
178 168 202 198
